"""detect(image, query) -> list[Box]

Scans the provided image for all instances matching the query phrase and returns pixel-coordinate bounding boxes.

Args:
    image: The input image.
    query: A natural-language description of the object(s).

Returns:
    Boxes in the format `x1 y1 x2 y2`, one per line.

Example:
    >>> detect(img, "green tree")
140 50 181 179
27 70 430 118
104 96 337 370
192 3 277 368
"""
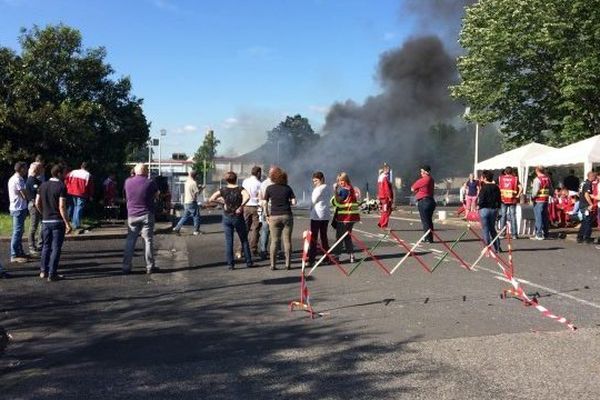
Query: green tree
193 130 220 178
0 24 149 179
266 114 319 162
451 0 600 146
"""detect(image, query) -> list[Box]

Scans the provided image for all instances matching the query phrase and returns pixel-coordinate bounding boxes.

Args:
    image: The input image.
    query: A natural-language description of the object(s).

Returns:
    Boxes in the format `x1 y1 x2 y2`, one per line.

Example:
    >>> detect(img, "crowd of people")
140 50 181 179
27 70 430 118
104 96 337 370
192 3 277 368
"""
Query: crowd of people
459 166 600 252
4 156 600 280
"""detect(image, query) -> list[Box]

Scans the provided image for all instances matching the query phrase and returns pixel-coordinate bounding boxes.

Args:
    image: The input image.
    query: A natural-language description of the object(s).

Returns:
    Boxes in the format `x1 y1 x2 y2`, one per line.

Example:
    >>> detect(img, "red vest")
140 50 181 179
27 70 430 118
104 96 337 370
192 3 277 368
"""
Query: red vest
377 173 393 200
533 175 551 203
332 185 360 223
498 174 518 204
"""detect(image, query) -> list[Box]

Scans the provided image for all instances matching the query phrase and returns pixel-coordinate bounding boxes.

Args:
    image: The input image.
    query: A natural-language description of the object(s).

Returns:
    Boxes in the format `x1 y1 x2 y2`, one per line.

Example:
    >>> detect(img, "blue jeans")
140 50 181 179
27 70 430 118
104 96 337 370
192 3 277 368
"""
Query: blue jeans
10 208 28 258
533 202 549 238
174 203 200 232
479 208 500 252
259 220 270 254
41 221 66 276
223 214 252 267
499 203 517 237
417 197 436 242
577 209 593 241
69 196 86 229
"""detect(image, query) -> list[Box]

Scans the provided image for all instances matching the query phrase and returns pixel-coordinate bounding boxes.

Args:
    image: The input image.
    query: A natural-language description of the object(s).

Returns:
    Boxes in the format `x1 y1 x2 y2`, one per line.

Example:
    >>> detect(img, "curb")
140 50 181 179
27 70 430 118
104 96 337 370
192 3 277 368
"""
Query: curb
0 227 173 243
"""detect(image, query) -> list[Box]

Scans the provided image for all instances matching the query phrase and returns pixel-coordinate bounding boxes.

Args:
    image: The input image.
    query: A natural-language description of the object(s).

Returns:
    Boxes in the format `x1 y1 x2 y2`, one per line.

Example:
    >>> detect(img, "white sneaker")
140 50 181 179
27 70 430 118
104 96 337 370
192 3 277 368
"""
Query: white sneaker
193 231 199 236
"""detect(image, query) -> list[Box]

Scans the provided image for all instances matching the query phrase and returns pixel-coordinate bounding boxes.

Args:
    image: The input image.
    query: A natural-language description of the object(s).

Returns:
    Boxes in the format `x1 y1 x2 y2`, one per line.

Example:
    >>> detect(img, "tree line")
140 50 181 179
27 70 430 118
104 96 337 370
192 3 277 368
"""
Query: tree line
0 24 149 210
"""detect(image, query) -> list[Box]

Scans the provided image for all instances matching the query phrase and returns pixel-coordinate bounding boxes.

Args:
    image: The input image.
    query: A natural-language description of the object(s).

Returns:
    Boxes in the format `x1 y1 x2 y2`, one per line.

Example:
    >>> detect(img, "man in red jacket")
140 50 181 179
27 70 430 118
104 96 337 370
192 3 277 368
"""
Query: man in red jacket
65 162 94 230
377 163 394 229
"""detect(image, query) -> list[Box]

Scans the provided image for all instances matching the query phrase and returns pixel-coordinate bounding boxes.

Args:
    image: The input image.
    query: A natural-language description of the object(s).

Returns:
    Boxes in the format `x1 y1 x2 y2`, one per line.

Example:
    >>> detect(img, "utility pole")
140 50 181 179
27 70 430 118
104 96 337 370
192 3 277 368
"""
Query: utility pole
147 139 152 180
474 123 479 177
159 129 166 176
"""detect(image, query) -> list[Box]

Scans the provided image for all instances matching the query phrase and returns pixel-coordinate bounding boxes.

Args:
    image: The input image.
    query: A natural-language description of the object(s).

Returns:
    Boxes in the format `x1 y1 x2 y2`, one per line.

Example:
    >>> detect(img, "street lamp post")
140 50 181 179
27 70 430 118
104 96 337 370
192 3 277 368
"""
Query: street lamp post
464 107 479 177
159 129 166 176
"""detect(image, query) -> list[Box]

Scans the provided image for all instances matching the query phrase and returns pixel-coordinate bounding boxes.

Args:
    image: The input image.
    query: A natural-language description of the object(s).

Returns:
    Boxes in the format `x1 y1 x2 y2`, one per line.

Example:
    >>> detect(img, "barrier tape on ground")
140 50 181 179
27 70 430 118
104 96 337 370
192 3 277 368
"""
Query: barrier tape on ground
388 230 431 274
307 231 349 276
390 229 430 274
489 250 576 331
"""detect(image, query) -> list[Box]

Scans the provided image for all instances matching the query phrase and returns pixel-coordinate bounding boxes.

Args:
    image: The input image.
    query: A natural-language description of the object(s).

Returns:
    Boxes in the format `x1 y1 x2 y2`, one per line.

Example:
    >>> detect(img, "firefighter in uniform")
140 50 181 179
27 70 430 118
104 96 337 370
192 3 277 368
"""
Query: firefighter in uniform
531 166 553 240
498 166 522 238
377 163 394 229
331 172 360 263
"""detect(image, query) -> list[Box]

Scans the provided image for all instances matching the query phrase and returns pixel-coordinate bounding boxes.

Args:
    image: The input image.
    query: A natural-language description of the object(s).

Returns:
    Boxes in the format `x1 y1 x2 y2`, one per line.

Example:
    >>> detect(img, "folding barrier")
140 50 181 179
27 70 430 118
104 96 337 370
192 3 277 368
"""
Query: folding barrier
289 222 577 331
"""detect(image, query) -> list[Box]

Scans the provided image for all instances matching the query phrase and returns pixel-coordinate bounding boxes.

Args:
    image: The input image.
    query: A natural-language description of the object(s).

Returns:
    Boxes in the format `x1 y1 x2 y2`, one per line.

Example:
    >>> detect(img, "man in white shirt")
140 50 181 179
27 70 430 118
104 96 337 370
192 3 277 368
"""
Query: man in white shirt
8 162 29 264
241 166 263 255
173 170 203 235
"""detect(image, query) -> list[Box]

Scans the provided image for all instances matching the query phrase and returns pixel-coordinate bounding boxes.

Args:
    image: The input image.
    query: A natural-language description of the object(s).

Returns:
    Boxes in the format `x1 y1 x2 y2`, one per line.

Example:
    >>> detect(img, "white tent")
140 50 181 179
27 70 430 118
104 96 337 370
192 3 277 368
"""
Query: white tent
526 134 600 177
476 142 557 183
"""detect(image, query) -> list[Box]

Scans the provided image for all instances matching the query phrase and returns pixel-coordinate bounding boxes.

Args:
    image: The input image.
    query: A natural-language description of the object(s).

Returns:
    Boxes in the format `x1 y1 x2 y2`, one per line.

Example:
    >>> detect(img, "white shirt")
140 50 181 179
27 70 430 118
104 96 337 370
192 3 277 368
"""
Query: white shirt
310 184 331 221
242 175 262 206
8 173 27 212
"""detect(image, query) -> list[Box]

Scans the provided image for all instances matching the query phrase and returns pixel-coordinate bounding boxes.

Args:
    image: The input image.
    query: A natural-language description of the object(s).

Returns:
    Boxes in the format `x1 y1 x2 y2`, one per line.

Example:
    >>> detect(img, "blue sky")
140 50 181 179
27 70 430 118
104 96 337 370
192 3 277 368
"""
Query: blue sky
0 0 417 157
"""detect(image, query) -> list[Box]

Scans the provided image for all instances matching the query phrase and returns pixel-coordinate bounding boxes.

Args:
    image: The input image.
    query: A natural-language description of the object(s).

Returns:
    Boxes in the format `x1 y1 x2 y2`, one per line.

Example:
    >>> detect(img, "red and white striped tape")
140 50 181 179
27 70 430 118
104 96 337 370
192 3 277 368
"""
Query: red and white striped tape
488 250 576 331
302 230 312 269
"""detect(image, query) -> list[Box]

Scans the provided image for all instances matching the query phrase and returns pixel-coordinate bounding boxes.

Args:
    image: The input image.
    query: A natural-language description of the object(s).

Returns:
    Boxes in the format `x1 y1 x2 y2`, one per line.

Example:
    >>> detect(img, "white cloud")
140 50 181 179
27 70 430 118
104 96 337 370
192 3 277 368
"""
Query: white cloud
309 105 330 115
222 117 238 129
173 124 198 134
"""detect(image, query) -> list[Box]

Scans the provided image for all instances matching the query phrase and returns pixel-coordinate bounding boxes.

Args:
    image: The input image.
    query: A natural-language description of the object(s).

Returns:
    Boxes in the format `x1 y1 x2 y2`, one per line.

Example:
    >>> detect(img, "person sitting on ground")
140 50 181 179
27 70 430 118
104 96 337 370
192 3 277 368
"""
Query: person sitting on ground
566 195 581 225
208 171 253 270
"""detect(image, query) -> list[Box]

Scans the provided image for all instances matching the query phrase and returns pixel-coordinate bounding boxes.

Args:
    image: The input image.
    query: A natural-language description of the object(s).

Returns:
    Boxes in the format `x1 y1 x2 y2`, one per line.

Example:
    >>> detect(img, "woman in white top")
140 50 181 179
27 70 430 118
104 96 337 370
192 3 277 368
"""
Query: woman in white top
308 171 331 266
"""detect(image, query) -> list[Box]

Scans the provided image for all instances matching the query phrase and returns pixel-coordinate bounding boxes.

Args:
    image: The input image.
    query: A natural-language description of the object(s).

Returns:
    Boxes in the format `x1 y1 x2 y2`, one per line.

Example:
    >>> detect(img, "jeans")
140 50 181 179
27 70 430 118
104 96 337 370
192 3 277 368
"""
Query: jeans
479 208 500 252
269 214 294 268
577 209 593 241
223 213 252 267
123 213 155 272
417 197 436 242
499 203 518 237
308 220 330 263
69 196 86 229
334 222 355 255
174 202 201 232
533 202 549 238
10 208 28 258
40 221 66 276
28 201 43 251
259 220 270 254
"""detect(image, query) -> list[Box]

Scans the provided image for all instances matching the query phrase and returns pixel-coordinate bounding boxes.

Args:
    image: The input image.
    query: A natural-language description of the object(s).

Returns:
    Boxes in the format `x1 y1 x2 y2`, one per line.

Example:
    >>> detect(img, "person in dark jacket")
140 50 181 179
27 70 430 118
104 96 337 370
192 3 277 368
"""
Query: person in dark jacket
478 170 502 253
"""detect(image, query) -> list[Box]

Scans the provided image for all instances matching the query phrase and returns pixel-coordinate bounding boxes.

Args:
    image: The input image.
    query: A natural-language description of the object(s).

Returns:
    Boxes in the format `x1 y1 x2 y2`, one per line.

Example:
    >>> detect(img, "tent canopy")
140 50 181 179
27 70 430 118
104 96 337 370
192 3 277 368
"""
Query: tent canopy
526 134 600 175
476 142 557 171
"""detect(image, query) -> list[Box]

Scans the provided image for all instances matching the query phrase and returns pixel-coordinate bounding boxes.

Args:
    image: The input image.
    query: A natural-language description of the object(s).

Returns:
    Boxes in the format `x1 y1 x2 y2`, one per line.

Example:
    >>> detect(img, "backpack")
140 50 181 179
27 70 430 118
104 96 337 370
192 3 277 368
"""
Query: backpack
220 187 243 215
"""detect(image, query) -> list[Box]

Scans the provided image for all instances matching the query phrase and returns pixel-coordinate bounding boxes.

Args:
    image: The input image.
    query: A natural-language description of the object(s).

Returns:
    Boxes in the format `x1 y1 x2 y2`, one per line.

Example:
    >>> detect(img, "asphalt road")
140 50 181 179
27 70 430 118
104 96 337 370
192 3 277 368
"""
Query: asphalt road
1 209 600 399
